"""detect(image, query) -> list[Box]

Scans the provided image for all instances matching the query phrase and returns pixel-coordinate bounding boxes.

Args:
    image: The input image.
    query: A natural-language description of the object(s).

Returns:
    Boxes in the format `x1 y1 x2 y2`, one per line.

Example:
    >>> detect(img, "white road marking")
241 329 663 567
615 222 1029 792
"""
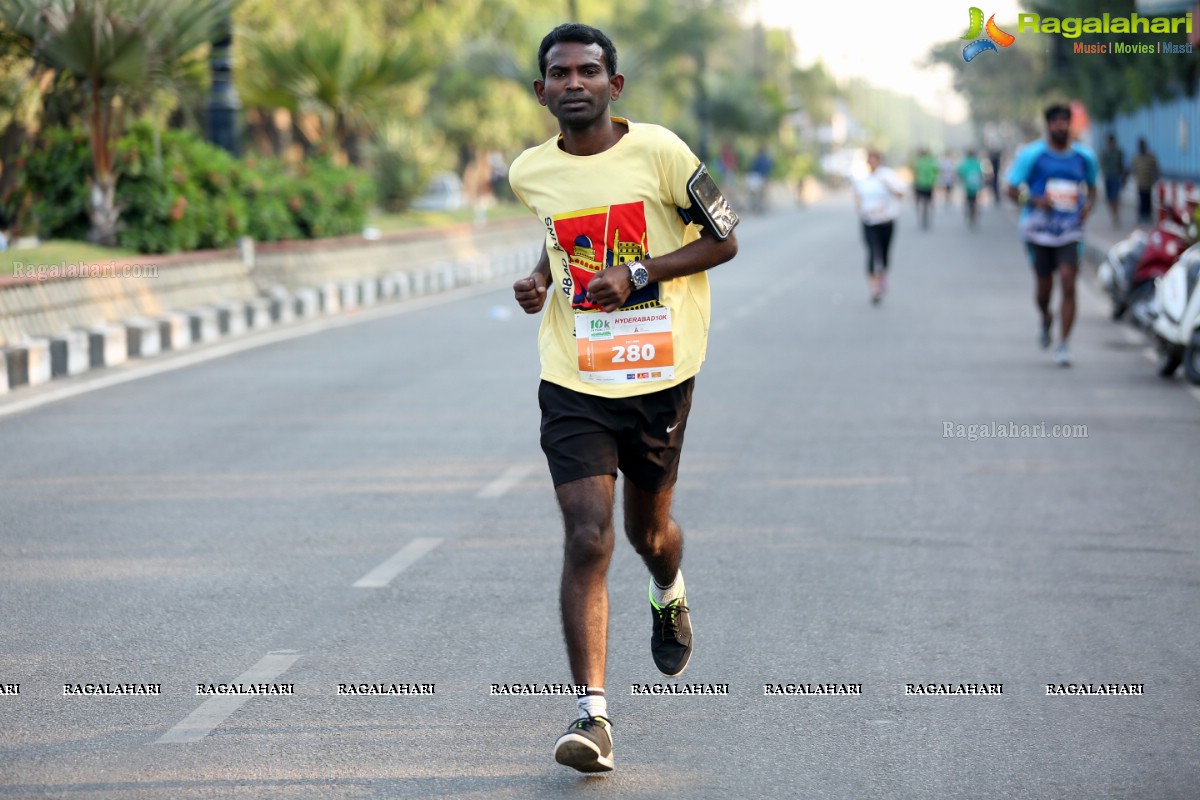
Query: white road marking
352 537 442 588
476 464 535 499
156 650 301 744
0 278 514 421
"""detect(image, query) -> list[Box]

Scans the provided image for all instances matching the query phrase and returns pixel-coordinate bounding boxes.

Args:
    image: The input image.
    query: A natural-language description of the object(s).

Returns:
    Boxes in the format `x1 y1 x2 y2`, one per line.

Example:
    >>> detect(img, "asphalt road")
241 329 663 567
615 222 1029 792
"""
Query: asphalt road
1 193 1198 799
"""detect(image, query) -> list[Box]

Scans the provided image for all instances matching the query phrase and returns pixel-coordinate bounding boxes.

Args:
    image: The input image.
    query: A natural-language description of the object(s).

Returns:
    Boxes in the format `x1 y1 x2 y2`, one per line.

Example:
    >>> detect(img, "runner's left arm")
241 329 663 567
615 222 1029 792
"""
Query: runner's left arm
585 228 738 313
1079 148 1100 223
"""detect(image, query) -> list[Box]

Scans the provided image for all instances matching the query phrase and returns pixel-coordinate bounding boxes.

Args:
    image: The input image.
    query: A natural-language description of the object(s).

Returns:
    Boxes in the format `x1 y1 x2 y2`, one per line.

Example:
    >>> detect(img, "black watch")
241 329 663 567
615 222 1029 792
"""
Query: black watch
628 261 650 290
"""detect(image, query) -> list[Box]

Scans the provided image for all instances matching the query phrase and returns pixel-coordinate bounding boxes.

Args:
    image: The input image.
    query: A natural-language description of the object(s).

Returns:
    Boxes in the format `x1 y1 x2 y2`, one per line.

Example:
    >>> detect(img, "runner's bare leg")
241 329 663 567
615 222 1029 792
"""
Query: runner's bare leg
556 476 616 688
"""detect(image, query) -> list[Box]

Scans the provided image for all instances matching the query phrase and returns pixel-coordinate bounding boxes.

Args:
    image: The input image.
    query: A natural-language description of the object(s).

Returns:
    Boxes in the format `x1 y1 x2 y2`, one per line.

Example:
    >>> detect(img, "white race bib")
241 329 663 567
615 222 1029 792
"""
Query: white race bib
574 308 675 385
1044 178 1080 212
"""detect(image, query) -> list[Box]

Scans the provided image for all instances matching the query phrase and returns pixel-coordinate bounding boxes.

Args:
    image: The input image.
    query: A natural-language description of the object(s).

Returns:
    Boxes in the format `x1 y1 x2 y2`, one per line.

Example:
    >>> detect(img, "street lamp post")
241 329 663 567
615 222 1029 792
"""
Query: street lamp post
206 4 241 155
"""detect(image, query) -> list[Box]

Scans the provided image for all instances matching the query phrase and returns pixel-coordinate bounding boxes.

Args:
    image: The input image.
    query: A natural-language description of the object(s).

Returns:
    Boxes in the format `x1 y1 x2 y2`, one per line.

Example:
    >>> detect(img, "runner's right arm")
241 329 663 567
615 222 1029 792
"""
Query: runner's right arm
513 248 551 314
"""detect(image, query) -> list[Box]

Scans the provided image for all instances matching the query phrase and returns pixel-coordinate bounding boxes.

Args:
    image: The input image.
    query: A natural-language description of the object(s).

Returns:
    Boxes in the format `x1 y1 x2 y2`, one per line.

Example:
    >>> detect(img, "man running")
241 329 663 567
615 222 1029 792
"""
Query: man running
1006 103 1097 367
913 148 938 229
957 149 985 228
508 23 739 773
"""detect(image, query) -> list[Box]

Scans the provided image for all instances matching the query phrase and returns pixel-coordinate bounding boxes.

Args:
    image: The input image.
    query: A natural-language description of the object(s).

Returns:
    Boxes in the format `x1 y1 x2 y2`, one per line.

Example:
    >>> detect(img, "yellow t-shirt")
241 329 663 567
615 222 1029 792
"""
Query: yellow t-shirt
509 119 710 398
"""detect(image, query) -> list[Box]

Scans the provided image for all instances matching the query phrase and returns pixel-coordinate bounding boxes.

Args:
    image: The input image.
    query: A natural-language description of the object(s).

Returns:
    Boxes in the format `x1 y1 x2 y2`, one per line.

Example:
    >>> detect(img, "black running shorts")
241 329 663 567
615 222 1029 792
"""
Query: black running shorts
1027 242 1081 278
538 378 695 492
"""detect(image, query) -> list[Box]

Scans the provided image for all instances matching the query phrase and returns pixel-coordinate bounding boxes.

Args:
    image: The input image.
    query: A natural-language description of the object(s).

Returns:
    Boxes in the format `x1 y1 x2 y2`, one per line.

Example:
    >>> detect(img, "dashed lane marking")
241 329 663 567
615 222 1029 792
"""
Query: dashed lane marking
352 537 442 588
476 464 536 499
156 651 301 744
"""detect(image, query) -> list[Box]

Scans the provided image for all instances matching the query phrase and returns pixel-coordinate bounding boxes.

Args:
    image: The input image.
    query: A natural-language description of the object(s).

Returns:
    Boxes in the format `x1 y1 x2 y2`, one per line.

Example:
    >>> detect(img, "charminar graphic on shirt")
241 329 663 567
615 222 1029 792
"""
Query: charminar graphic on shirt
509 118 712 399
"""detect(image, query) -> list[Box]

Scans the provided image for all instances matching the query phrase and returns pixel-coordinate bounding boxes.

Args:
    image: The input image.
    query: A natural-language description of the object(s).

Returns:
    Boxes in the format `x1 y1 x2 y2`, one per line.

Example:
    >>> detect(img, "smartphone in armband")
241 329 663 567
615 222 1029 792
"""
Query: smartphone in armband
685 163 739 241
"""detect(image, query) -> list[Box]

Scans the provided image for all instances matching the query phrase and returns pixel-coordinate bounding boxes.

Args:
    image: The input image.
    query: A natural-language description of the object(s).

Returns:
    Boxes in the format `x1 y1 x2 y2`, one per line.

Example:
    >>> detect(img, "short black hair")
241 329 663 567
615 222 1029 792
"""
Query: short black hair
537 23 618 78
1044 103 1071 122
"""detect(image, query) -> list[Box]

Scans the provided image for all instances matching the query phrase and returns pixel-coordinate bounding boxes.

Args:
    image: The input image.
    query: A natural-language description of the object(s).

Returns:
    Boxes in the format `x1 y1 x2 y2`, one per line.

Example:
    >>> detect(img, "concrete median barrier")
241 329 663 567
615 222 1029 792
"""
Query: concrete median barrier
246 297 273 330
2 222 543 396
88 323 128 368
359 278 379 308
319 283 341 315
50 330 90 377
158 313 191 351
5 339 52 388
267 289 295 325
339 281 359 312
293 288 320 319
216 302 247 337
125 318 162 358
188 307 220 345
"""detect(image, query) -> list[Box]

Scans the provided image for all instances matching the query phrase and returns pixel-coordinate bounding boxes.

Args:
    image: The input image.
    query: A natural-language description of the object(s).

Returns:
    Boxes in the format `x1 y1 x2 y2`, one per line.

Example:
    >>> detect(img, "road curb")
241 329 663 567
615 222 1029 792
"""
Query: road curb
0 243 540 401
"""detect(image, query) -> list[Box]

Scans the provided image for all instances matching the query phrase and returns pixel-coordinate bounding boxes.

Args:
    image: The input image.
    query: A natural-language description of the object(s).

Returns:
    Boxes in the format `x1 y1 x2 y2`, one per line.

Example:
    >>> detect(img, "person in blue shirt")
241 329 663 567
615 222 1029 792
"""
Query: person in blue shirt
956 149 986 228
1006 104 1098 367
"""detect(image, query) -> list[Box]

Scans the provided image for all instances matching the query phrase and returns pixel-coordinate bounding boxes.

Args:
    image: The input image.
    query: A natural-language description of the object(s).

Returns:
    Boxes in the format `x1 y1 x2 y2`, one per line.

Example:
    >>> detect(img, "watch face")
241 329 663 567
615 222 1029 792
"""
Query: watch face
631 264 649 289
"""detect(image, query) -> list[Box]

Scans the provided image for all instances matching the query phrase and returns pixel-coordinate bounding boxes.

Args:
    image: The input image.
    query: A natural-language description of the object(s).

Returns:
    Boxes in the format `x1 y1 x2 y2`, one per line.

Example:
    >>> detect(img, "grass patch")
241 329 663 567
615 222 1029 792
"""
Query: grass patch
2 204 534 276
367 203 530 234
5 239 143 274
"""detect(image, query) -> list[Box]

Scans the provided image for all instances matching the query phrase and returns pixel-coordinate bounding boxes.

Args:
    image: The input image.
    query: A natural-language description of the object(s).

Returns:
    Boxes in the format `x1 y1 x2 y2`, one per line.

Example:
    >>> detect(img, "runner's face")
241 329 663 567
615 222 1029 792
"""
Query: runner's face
1047 116 1071 146
536 42 620 129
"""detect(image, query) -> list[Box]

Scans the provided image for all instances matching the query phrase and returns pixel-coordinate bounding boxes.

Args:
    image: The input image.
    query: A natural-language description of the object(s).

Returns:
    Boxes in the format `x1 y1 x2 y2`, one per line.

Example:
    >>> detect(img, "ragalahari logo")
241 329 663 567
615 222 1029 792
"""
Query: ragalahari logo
962 7 1016 62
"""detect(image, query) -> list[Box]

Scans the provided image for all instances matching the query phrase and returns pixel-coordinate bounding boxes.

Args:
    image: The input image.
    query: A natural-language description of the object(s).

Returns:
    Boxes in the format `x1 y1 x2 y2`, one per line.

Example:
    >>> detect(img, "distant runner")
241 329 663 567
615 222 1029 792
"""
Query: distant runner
1006 104 1097 367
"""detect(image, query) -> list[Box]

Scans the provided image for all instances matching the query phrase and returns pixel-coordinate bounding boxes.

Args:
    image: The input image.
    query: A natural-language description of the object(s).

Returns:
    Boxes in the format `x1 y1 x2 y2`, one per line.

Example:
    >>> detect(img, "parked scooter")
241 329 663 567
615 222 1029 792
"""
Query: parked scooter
1098 230 1147 319
1152 242 1200 384
1100 207 1194 328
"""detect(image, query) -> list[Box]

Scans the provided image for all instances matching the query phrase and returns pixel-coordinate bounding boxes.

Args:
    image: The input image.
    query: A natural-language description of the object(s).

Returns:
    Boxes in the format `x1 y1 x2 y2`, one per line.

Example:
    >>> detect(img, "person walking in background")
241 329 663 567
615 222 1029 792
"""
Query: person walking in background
1131 138 1160 224
938 151 957 207
717 140 738 183
913 148 938 230
988 148 1003 205
509 22 739 774
957 149 985 228
1099 134 1126 226
1006 103 1098 367
852 149 905 305
747 146 772 213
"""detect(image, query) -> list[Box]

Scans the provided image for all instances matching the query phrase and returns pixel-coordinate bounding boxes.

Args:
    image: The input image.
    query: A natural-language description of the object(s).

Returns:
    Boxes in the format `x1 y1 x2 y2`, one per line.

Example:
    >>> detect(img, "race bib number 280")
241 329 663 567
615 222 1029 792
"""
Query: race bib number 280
575 308 675 385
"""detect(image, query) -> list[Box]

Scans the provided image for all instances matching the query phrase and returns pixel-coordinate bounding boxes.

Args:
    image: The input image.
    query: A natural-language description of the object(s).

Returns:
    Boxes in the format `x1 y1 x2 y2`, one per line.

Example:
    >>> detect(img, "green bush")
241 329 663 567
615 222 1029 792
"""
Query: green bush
242 158 301 242
374 147 426 212
21 127 91 241
115 126 207 252
291 158 372 239
20 123 374 253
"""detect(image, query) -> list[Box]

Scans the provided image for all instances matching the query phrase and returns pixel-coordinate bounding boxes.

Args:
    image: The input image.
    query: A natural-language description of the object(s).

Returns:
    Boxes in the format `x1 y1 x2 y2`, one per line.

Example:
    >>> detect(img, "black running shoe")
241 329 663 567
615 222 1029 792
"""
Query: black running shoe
554 715 613 773
650 592 693 677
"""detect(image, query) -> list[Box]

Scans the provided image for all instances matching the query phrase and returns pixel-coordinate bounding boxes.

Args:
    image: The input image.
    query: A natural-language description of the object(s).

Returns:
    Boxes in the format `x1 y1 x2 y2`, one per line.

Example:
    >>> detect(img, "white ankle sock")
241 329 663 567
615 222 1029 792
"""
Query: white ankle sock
577 689 607 720
651 570 685 607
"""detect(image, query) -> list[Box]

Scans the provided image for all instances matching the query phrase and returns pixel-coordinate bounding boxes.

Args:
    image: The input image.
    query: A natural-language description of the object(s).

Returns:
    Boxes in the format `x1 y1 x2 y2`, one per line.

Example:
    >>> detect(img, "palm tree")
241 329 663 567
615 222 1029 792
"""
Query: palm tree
0 0 228 245
240 18 429 165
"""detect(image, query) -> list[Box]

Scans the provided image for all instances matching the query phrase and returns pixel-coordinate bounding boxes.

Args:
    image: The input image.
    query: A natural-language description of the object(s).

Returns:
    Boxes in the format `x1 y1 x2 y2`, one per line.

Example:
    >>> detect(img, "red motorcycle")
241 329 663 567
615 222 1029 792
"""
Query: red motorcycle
1120 207 1193 329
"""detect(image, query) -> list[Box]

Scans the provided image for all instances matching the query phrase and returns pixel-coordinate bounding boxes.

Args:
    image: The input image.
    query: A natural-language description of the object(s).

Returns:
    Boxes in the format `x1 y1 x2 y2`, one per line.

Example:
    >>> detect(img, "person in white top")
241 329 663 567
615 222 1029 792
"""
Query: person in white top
852 150 906 304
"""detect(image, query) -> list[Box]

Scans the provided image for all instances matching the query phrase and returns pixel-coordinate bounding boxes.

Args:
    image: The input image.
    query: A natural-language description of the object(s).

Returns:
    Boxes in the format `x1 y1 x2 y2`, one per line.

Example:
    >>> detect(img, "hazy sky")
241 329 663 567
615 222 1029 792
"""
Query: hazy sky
747 0 1025 123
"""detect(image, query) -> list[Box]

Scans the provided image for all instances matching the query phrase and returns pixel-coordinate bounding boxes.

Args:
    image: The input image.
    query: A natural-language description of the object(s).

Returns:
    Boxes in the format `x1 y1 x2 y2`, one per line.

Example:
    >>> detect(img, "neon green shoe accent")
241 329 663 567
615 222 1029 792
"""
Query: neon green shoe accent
649 580 686 610
648 580 661 610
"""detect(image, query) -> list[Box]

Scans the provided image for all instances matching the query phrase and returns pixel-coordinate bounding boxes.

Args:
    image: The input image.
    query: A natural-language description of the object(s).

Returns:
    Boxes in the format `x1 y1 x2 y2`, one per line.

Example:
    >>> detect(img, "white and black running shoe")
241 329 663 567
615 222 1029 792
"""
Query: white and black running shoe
554 715 613 773
650 595 693 677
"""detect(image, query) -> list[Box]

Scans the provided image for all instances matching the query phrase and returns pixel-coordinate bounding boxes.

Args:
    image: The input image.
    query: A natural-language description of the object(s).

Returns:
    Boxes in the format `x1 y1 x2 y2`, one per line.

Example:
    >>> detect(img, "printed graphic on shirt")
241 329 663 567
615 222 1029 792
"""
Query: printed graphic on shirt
551 201 661 312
